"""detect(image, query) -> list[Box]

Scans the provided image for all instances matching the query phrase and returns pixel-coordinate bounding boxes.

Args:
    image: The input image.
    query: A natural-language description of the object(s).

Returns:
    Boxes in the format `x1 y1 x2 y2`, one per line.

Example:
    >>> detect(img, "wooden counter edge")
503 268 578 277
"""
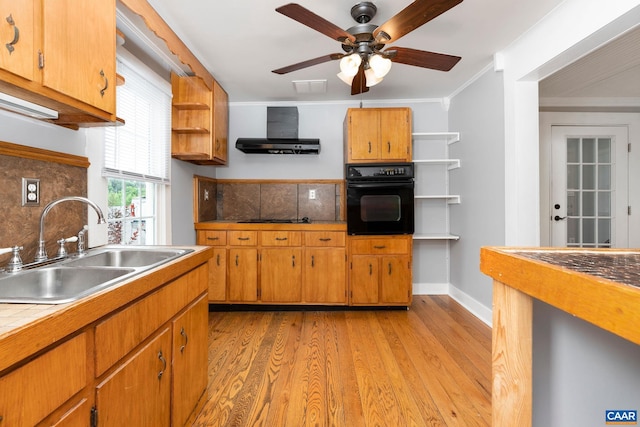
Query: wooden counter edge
0 245 214 373
195 222 347 231
480 246 640 346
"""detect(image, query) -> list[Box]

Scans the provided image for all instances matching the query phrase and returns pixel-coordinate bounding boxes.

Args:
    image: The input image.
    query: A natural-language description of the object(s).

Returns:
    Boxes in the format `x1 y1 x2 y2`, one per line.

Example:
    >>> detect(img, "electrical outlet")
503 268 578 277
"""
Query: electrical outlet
22 178 40 206
309 189 316 200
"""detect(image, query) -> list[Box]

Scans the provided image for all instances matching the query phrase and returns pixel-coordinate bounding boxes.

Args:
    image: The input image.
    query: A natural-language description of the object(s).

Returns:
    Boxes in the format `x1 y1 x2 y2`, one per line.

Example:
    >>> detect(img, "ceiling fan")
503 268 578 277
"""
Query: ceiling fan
272 0 463 95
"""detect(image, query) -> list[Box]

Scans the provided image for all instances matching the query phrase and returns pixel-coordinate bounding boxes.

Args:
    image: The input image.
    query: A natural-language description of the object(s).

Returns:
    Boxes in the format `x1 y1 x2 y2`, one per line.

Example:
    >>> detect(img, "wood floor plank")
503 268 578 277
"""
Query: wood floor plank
193 296 492 427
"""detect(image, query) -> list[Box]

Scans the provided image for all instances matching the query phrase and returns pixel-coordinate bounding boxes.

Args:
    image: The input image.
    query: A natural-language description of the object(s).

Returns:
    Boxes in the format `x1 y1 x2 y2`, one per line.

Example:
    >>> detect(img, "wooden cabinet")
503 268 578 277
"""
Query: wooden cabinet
197 230 227 302
171 73 228 165
0 0 117 128
348 235 413 306
0 0 36 81
344 107 412 163
96 328 172 426
171 295 208 427
260 231 302 302
227 231 259 302
303 232 347 304
0 333 87 426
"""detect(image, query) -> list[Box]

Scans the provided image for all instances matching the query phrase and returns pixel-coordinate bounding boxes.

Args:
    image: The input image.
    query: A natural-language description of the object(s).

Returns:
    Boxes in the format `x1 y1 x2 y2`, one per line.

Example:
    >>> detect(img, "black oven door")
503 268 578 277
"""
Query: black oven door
346 181 414 235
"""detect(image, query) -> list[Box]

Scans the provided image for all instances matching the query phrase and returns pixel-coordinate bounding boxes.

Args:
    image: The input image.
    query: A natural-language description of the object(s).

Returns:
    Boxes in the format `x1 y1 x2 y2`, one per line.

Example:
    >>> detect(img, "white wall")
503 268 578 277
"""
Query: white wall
448 67 505 323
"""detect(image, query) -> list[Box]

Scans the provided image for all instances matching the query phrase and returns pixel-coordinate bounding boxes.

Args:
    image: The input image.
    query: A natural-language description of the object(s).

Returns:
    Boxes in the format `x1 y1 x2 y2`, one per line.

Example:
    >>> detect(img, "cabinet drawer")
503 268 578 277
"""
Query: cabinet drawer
228 230 257 246
197 230 226 246
94 268 204 376
0 333 87 427
260 231 302 246
305 231 345 247
349 236 411 254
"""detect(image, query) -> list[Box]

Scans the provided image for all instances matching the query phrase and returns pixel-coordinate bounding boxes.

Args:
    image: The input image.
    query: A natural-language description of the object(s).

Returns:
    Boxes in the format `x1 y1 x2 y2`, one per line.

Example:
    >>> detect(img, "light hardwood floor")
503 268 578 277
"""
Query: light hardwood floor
193 296 491 426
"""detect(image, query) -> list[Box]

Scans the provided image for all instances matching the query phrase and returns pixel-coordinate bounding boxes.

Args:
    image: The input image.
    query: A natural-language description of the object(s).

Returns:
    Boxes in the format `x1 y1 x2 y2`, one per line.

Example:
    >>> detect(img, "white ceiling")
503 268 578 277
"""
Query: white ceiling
139 0 569 103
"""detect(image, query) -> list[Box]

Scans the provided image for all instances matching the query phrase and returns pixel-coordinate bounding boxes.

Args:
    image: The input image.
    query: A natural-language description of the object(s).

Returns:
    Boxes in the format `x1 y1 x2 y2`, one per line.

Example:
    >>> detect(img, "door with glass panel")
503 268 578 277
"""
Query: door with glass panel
550 126 629 248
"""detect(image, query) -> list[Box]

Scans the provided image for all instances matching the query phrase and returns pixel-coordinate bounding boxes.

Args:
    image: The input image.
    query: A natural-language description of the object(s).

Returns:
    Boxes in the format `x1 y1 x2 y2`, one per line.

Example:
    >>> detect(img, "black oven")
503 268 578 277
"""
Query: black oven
345 163 415 235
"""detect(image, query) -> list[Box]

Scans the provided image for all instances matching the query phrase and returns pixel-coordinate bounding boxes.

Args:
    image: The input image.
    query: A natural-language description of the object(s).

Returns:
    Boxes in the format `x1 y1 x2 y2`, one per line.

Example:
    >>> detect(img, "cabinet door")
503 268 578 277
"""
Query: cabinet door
380 108 411 161
304 248 346 304
41 0 116 114
212 80 228 164
380 255 412 304
348 109 379 161
96 327 171 427
228 248 258 302
208 248 226 302
350 255 379 304
260 248 302 302
172 295 208 426
0 0 35 81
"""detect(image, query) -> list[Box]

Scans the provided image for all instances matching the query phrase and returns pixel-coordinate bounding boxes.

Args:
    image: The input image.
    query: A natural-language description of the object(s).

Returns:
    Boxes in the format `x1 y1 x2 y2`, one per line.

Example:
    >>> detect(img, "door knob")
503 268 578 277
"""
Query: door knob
554 215 567 221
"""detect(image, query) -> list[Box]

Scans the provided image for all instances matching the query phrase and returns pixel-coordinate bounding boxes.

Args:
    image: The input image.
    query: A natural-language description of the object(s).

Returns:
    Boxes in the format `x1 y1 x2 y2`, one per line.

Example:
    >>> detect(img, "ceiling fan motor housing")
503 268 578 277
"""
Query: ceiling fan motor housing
350 2 377 23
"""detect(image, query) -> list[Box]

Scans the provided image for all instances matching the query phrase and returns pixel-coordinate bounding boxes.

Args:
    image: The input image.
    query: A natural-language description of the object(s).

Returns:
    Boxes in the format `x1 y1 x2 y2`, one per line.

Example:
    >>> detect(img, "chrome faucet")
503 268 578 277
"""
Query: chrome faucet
35 197 106 262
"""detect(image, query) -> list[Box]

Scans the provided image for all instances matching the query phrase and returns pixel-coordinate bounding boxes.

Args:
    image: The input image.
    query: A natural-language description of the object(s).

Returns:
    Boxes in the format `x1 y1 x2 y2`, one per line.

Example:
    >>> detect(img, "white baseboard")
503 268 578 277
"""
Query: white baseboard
413 282 492 327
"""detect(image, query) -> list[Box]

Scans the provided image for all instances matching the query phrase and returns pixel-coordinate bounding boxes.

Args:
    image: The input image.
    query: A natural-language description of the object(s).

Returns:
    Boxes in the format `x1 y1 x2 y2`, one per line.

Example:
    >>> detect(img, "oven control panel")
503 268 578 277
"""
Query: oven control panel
346 163 414 180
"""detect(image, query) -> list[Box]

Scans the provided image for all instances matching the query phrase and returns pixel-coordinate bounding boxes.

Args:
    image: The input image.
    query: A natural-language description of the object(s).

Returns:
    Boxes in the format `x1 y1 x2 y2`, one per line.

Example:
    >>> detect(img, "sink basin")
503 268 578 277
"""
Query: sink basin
0 246 194 304
63 247 191 268
0 266 136 304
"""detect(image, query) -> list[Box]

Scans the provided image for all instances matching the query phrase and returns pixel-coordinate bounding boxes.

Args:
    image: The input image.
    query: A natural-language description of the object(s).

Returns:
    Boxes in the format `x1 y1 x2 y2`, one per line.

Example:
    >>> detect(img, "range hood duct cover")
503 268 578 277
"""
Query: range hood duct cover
235 106 320 154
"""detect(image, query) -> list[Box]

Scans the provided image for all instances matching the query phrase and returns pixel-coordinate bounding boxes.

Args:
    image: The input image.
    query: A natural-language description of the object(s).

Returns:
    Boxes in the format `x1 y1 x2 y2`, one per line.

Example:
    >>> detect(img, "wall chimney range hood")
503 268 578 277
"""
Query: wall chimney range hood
235 107 320 154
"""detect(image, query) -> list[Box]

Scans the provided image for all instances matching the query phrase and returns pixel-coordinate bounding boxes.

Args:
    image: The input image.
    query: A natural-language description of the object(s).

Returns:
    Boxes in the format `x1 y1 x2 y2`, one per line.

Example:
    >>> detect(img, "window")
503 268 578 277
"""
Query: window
103 53 171 245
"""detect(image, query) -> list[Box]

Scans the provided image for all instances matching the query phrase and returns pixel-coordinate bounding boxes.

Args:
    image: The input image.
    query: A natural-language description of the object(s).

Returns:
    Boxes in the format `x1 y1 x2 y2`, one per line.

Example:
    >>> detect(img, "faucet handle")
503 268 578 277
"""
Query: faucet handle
6 246 23 273
57 236 78 258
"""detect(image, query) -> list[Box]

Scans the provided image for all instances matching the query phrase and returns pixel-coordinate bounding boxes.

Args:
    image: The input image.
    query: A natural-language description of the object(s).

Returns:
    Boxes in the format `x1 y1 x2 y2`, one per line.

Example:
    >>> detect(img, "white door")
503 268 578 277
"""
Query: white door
550 126 629 247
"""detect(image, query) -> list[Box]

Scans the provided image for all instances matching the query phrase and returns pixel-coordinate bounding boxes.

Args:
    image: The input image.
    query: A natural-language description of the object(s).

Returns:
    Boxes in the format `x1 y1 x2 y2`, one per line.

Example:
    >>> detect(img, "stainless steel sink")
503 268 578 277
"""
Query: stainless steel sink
63 247 191 268
0 266 136 304
0 246 194 304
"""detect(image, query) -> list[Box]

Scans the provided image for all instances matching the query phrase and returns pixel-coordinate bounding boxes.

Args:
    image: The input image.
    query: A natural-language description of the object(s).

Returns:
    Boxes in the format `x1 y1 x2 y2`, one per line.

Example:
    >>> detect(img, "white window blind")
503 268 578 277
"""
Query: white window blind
104 56 171 184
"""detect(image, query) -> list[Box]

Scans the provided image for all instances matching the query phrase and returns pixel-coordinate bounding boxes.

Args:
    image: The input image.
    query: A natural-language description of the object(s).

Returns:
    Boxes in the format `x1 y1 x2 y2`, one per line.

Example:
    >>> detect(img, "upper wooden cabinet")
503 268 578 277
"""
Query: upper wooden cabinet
344 107 412 163
0 0 117 128
171 72 229 165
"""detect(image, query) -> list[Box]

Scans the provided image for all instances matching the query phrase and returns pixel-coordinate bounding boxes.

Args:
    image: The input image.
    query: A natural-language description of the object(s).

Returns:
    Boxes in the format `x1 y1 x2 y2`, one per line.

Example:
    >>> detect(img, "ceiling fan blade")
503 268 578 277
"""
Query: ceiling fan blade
388 47 461 71
373 0 463 43
272 53 342 75
276 3 356 43
351 63 369 96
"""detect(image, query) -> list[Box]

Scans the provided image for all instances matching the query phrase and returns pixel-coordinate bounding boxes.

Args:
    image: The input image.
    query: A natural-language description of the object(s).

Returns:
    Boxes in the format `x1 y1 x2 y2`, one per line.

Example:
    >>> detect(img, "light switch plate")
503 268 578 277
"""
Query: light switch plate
22 177 40 206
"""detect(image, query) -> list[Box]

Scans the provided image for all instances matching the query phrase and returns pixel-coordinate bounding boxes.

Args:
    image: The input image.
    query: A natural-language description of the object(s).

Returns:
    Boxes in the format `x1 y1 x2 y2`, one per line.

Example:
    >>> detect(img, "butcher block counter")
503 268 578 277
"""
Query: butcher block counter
0 245 213 426
480 246 640 427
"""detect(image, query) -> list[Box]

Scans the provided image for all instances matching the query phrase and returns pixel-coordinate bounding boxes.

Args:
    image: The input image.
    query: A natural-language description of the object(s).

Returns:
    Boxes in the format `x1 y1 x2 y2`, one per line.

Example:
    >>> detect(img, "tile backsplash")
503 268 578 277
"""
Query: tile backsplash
195 176 343 222
0 143 88 266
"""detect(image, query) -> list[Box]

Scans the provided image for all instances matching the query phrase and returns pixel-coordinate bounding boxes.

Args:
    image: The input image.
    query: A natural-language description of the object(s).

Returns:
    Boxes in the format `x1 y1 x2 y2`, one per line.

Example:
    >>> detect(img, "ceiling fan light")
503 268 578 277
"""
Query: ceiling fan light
339 54 362 76
337 71 355 86
364 68 383 87
369 54 392 78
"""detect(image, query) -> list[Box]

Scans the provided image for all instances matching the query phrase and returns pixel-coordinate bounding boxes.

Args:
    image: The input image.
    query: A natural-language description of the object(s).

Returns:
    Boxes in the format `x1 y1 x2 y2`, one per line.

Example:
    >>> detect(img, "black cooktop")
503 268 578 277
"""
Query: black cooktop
237 217 310 224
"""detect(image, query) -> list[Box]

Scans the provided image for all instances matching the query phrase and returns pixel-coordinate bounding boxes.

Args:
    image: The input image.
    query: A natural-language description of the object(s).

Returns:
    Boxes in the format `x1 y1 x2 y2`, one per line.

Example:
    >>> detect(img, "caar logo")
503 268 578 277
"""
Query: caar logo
606 410 637 425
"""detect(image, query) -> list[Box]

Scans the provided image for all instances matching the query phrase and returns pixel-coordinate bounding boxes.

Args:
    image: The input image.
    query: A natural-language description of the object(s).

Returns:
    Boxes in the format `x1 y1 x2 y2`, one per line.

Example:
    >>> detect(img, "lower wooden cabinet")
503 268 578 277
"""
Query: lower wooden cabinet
96 327 172 426
261 248 303 302
348 235 413 306
171 295 209 426
228 248 258 302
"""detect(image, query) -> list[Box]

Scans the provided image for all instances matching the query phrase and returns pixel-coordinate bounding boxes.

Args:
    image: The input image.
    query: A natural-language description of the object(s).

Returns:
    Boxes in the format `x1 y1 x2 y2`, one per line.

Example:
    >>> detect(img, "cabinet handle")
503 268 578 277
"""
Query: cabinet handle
311 255 315 267
319 238 332 242
388 262 392 275
368 141 371 153
180 326 188 353
387 141 391 153
292 255 296 267
237 237 250 241
207 236 220 241
99 69 108 97
374 245 386 249
235 254 239 266
275 237 288 241
216 253 220 266
157 350 166 379
5 14 19 55
369 263 373 275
